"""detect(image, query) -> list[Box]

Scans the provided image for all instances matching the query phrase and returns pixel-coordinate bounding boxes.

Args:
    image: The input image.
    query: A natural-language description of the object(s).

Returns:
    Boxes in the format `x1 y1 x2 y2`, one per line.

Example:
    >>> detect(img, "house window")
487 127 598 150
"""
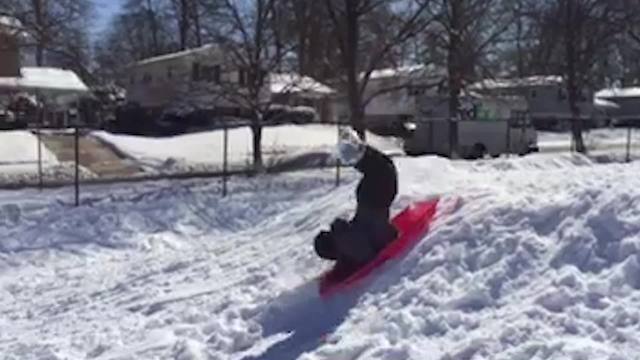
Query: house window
237 68 266 86
212 65 221 83
167 66 174 79
250 69 267 86
200 65 221 83
530 89 537 98
558 88 567 101
238 69 247 86
192 62 201 81
579 91 588 101
142 73 152 84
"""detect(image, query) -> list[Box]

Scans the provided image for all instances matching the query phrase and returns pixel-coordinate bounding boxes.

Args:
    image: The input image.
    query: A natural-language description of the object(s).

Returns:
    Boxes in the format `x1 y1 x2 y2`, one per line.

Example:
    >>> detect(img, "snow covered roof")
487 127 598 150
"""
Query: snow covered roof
134 44 218 66
367 64 440 80
595 87 640 99
471 75 563 90
0 67 89 93
0 16 21 31
269 73 335 96
593 97 620 109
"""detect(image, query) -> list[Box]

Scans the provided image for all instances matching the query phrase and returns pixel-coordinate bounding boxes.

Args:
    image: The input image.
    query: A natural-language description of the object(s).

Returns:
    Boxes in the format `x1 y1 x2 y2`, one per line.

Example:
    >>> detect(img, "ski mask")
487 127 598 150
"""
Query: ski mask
337 127 366 166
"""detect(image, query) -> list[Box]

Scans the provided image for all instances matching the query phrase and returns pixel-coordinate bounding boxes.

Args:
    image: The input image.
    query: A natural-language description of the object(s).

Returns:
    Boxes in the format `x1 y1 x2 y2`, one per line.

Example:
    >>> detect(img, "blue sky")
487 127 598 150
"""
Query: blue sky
93 0 123 37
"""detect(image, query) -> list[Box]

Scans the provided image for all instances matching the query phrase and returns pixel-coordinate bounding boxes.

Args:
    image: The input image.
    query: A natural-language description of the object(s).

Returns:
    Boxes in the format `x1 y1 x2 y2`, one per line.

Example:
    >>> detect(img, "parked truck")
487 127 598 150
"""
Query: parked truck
403 94 538 158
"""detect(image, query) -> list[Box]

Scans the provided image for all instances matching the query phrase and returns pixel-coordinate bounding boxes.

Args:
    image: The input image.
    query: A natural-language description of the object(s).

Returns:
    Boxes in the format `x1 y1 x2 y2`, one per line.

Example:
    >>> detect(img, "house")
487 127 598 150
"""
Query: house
0 16 89 129
363 64 442 120
470 75 598 130
0 67 89 128
329 64 445 134
345 64 527 125
123 44 336 123
595 87 640 126
356 65 443 124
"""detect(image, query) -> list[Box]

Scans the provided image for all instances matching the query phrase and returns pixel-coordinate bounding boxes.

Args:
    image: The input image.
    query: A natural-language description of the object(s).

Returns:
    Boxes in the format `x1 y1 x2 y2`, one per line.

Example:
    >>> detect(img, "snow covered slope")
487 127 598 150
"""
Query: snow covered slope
94 125 402 174
3 153 640 359
0 130 76 185
0 131 57 165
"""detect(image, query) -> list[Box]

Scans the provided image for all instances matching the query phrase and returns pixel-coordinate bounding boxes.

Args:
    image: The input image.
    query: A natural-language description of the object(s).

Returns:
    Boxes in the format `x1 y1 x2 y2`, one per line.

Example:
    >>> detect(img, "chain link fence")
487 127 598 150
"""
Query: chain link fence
536 119 639 162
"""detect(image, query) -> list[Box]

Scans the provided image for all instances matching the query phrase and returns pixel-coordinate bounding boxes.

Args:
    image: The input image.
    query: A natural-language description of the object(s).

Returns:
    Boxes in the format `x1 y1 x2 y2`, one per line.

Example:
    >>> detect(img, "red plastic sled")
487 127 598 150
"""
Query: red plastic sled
319 198 440 298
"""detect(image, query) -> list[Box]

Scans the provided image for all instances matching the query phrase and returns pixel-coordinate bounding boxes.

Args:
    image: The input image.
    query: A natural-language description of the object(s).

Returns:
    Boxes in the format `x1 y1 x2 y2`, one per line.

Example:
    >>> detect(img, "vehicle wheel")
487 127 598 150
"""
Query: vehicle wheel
471 143 487 159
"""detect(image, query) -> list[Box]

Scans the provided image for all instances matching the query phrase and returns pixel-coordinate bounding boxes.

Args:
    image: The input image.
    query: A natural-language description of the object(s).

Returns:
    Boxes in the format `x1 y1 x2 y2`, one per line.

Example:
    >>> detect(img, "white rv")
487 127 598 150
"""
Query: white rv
403 94 538 158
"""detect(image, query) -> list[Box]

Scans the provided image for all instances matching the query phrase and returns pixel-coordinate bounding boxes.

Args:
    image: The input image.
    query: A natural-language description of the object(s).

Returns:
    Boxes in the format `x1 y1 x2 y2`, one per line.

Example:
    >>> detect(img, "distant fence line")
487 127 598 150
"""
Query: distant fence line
1 119 638 206
0 123 348 206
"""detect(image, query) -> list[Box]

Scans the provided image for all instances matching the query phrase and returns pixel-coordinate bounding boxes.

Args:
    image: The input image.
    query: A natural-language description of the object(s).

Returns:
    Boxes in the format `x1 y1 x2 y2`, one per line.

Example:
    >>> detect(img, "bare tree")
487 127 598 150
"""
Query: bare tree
272 0 341 81
169 0 206 49
617 6 640 85
4 0 93 78
95 0 175 81
200 0 292 172
525 0 629 153
325 0 433 139
421 0 514 156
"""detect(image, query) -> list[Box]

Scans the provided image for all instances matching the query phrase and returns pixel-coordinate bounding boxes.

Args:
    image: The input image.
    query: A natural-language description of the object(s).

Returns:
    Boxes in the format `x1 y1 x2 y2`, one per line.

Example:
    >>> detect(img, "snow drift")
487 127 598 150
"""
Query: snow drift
93 125 403 174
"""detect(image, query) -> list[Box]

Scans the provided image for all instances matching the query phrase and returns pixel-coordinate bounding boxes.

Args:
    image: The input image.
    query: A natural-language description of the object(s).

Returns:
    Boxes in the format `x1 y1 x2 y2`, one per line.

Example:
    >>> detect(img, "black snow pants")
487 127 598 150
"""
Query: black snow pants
314 145 398 269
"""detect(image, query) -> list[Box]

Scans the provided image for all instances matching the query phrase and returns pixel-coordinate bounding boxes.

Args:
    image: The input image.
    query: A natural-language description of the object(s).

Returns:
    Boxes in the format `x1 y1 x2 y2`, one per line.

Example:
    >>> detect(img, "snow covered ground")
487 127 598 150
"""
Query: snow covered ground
3 152 640 359
93 125 403 174
0 130 97 186
0 130 58 167
0 131 86 186
539 128 640 152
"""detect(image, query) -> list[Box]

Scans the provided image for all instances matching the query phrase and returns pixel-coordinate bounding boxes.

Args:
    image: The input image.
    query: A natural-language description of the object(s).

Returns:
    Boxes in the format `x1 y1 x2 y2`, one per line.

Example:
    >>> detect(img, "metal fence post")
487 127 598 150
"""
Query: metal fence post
74 125 80 206
37 126 43 189
37 109 43 190
506 119 511 158
335 120 341 187
626 126 632 163
570 120 575 153
222 120 228 197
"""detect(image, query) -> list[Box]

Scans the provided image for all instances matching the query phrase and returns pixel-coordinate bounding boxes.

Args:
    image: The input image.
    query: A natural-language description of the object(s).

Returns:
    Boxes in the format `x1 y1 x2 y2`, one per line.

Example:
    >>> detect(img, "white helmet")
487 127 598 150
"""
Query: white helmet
337 127 366 165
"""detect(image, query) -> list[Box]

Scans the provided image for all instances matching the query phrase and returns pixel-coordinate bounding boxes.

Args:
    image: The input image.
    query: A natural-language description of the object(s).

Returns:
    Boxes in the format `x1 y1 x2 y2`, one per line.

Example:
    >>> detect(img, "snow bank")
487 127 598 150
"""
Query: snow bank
93 125 403 173
0 130 97 186
538 128 640 157
596 87 640 99
0 130 58 165
4 153 640 359
0 67 88 93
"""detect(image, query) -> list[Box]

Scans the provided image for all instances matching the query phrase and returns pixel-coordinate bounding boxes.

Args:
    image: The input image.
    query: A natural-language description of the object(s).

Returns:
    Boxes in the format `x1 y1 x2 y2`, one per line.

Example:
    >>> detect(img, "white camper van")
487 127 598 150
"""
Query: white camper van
403 94 538 158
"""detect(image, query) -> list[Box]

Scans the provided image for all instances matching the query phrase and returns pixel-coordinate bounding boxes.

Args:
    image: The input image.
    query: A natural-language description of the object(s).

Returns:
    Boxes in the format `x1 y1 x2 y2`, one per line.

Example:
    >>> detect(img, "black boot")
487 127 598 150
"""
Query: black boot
314 231 337 260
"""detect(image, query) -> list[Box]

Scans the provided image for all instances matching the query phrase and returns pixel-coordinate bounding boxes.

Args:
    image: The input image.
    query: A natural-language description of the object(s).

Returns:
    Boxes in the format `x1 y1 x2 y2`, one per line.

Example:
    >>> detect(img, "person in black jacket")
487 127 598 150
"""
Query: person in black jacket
314 128 398 274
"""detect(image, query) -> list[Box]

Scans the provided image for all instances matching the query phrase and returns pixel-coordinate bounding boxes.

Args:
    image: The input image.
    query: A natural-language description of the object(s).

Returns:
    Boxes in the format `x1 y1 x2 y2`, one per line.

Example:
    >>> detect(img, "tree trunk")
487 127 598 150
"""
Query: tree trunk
146 0 160 54
192 0 202 47
251 116 264 173
293 0 308 75
345 0 365 140
33 0 45 66
447 0 462 158
564 0 586 153
516 2 524 77
179 0 190 50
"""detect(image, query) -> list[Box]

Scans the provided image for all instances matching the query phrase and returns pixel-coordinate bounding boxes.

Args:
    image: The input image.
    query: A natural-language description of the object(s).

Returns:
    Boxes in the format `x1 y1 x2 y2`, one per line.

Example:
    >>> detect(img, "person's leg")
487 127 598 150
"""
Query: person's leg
332 225 376 265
